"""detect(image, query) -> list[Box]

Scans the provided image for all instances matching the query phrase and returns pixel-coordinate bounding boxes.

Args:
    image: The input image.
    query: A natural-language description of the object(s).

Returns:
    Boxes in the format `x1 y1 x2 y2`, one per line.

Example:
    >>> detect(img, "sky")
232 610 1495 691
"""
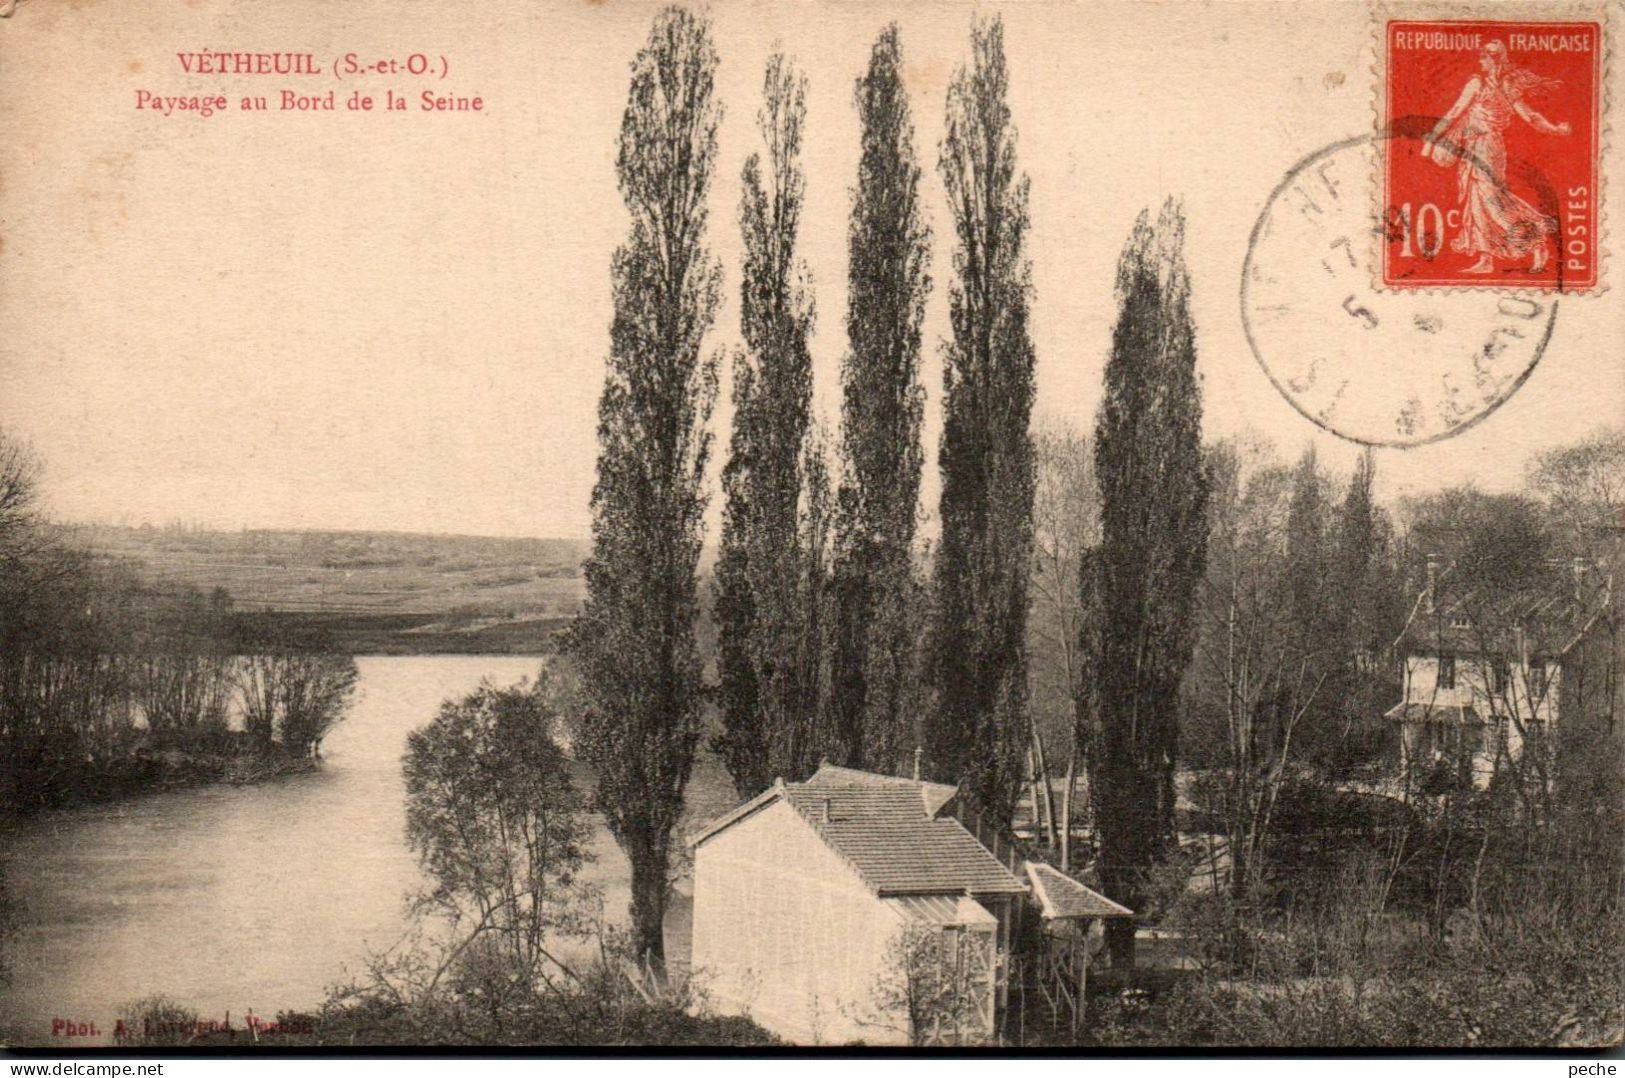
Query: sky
1 0 1619 541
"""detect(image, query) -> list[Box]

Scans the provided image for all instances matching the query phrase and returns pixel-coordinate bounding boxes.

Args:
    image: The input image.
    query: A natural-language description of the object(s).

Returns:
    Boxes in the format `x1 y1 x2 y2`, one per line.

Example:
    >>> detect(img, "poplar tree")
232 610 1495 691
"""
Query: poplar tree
1325 448 1400 773
829 25 931 772
1285 445 1331 645
926 16 1036 825
1083 201 1208 967
715 53 822 798
1334 449 1379 654
571 6 721 972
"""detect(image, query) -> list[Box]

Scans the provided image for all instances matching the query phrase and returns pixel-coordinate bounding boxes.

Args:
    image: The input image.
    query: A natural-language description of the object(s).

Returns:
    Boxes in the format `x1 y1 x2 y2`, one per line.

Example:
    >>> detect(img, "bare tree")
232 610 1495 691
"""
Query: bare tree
1528 424 1625 568
1188 438 1331 900
0 433 42 567
236 645 357 756
135 590 234 748
1029 422 1096 865
862 926 993 1046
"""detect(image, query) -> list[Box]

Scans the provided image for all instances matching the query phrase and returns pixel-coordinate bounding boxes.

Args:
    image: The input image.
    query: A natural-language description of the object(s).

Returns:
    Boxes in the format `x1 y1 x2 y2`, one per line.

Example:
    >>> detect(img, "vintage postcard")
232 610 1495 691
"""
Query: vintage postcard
0 0 1620 1056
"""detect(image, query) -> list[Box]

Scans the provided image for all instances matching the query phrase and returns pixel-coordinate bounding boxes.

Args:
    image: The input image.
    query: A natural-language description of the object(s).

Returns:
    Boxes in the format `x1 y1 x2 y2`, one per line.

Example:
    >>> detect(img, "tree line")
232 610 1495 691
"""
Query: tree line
569 6 1211 973
1087 454 1623 1046
0 442 359 812
571 5 1624 985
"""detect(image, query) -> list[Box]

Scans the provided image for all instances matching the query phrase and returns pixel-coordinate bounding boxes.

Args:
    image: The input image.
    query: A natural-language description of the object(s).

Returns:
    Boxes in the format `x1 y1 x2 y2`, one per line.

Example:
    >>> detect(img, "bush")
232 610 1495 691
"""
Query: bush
399 676 596 994
236 648 358 755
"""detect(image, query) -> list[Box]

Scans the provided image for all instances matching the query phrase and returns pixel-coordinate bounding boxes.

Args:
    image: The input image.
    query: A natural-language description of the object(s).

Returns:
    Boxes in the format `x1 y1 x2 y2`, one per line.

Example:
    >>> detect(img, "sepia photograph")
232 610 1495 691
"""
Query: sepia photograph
0 0 1619 1057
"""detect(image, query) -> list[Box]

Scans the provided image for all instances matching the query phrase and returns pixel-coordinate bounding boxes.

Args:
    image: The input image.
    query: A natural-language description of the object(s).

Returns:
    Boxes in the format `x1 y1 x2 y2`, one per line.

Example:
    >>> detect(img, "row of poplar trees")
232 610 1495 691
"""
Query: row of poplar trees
572 6 1207 971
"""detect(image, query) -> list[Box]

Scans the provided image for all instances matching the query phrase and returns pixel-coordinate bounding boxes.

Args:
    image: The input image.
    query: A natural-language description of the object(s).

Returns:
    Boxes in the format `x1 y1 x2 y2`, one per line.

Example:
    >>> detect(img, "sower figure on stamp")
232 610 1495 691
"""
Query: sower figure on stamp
1423 40 1571 274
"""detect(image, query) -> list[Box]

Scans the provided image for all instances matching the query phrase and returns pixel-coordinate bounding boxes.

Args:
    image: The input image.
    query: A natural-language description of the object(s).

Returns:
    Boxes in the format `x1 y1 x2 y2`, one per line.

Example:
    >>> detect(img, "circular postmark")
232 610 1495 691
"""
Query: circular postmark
1241 133 1559 448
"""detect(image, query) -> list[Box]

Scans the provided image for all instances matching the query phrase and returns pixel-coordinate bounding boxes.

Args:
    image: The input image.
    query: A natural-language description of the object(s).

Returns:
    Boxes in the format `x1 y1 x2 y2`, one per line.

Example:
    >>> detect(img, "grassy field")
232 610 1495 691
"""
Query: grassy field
61 523 586 654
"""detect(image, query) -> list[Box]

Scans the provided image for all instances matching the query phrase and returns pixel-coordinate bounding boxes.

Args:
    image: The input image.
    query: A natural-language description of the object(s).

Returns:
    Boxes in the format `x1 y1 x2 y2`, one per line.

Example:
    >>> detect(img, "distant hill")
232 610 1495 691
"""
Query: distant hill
54 523 587 654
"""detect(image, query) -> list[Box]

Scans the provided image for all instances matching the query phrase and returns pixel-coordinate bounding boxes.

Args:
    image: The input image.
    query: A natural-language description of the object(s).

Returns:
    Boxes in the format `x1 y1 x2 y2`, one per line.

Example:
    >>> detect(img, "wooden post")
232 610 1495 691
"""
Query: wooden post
1031 722 1058 851
1017 953 1026 1047
1026 745 1045 846
1074 937 1086 1039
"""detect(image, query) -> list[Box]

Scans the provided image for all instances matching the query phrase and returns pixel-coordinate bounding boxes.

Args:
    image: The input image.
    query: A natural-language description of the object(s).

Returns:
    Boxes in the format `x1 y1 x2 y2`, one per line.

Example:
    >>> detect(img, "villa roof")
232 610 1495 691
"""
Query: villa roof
1398 563 1613 657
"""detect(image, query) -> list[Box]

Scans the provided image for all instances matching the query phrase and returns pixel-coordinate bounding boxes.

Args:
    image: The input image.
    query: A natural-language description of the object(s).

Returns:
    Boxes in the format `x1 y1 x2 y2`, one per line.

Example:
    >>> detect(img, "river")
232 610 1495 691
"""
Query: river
0 655 736 1046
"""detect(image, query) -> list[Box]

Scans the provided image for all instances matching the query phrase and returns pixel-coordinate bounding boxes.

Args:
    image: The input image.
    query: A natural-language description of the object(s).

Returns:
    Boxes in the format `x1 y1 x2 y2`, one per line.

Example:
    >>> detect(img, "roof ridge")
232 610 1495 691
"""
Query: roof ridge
807 762 956 788
789 778 919 789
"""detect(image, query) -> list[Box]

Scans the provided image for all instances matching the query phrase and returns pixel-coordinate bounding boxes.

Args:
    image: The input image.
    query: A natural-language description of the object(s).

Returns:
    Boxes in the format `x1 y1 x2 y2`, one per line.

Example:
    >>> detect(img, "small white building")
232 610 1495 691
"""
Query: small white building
689 764 1128 1046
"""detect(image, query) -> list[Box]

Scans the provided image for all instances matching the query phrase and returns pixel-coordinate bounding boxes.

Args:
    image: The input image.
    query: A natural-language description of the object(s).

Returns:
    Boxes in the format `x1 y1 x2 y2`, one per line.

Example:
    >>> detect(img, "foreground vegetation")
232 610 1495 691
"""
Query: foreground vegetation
1090 848 1621 1047
121 981 776 1048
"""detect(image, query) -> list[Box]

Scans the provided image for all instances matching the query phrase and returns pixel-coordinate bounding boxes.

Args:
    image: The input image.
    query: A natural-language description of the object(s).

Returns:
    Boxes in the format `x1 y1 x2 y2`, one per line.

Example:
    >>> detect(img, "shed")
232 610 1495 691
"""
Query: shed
689 764 1130 1045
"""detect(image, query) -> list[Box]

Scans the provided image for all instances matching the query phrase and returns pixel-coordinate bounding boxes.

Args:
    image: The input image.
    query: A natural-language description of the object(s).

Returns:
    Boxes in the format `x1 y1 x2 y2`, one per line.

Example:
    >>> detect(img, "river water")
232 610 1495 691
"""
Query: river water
0 655 737 1046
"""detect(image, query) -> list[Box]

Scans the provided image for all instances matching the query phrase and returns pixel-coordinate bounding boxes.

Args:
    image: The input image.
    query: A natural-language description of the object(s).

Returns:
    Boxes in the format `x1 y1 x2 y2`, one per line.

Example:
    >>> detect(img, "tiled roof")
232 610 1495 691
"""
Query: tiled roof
801 762 959 816
1025 862 1133 919
781 780 1028 897
1384 702 1484 725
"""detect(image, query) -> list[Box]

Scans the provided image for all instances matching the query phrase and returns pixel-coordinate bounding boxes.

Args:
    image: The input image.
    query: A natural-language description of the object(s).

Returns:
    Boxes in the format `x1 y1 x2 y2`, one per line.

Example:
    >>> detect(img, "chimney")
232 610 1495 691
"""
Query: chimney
1425 554 1442 614
913 746 923 781
1573 556 1589 603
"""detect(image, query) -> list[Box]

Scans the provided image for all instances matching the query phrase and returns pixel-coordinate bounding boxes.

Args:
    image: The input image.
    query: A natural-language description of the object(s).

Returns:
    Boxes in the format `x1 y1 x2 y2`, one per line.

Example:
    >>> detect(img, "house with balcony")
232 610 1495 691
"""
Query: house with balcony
1385 556 1615 791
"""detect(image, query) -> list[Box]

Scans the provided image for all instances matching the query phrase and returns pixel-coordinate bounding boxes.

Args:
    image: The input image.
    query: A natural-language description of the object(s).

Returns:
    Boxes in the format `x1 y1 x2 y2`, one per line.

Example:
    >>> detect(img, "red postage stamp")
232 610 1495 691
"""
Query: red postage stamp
1383 19 1603 290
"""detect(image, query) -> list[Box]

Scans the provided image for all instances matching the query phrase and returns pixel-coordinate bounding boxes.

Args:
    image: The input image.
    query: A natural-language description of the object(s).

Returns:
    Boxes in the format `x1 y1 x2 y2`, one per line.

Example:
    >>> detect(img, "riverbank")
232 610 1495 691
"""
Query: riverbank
0 655 552 1046
3 745 321 816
